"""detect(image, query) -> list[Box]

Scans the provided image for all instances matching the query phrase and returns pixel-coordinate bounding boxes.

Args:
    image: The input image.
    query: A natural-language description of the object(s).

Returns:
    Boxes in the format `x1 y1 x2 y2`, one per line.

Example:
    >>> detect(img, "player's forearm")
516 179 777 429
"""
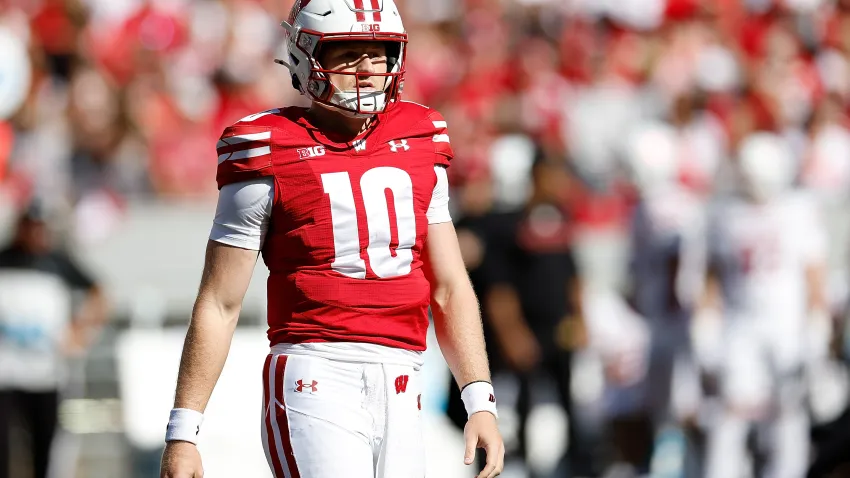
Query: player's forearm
697 273 723 312
432 280 491 388
485 285 526 330
806 263 828 313
75 286 108 327
173 297 241 412
70 286 109 348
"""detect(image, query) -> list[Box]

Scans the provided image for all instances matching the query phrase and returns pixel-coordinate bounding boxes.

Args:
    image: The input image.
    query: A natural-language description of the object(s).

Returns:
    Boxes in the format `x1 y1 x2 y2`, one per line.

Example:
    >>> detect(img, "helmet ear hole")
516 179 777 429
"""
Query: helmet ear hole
289 54 303 91
386 42 402 71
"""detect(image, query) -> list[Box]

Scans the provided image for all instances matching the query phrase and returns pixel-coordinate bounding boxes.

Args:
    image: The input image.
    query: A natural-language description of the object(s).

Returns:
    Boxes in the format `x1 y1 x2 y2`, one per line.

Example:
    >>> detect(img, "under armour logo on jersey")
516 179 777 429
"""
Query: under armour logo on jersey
395 375 409 394
295 379 318 393
388 140 410 152
297 145 326 159
353 139 367 152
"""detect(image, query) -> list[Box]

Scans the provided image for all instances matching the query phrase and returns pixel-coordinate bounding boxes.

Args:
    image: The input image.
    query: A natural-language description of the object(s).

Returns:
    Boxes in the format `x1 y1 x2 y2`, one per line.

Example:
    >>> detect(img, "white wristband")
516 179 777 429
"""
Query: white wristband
461 381 498 419
166 408 204 444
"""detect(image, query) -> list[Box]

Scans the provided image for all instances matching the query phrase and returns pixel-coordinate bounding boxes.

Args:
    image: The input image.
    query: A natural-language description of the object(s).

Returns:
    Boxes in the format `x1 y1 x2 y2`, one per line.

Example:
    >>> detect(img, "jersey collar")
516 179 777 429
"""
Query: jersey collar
294 108 385 153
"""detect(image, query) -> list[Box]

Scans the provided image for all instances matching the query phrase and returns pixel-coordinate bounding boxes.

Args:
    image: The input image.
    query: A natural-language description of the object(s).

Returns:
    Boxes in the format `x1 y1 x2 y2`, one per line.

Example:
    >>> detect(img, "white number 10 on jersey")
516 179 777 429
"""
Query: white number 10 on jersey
321 167 416 279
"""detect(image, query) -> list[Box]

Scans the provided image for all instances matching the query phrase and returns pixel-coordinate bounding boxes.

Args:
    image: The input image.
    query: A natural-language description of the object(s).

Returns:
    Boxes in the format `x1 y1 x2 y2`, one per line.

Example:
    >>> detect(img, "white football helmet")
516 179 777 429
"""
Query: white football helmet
738 132 796 202
625 121 679 195
279 0 407 118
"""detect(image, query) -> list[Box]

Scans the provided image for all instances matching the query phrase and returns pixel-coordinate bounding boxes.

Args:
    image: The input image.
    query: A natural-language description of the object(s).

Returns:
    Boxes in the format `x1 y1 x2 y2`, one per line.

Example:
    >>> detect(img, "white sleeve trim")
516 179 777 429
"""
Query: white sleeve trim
209 178 274 251
427 166 452 224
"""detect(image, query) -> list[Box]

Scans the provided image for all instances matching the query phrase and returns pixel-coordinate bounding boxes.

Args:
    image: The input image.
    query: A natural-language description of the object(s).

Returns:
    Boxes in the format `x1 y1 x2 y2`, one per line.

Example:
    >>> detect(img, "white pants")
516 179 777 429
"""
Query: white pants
705 317 809 478
260 353 425 478
721 316 805 409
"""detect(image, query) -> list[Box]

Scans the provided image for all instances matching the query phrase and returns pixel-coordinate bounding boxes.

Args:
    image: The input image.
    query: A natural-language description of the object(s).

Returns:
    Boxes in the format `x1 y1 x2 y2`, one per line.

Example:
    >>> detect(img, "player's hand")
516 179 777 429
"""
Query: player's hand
556 315 588 351
62 324 91 358
160 441 203 478
463 411 504 478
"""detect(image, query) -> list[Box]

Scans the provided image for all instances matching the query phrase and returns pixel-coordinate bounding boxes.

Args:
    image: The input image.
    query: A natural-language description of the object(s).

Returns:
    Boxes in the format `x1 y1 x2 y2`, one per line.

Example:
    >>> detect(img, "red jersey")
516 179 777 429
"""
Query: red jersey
215 101 453 351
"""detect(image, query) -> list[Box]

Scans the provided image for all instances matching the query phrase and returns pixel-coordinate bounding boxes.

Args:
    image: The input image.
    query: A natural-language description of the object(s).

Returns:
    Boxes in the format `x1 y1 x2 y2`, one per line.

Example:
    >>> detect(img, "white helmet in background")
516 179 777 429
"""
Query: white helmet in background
625 122 679 195
738 132 797 202
279 0 407 118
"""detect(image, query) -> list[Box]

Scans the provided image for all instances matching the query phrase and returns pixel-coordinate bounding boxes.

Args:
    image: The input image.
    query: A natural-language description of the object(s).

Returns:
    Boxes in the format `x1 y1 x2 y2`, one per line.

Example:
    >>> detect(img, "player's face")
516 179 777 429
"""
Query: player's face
318 41 389 93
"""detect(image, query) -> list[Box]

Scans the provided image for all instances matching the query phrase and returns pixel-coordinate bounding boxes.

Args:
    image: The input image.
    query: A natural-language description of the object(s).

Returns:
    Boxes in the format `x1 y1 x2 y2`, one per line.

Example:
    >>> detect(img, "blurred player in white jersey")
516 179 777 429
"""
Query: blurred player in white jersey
623 122 706 474
698 133 830 478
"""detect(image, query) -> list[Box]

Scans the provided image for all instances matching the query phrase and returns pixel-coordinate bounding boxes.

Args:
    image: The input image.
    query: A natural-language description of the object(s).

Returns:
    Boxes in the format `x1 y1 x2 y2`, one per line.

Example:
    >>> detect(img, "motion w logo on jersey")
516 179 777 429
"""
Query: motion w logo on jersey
395 375 409 394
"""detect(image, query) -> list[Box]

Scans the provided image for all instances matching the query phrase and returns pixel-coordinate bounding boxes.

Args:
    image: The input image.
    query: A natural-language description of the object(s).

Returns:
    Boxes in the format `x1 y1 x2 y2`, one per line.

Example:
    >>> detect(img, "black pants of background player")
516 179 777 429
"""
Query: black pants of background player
807 404 850 478
447 351 599 477
0 390 58 478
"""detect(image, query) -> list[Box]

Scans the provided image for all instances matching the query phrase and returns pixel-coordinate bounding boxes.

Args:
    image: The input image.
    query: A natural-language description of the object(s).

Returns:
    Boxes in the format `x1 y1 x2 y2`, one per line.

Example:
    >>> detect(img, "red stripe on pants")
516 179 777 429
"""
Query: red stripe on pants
275 356 301 478
371 0 381 21
263 355 286 478
353 0 366 22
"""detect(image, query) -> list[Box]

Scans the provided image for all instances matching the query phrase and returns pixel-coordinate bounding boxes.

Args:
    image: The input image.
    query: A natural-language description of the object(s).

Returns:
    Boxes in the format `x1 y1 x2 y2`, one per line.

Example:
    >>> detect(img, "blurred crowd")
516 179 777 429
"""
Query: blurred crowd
1 0 850 239
5 0 850 477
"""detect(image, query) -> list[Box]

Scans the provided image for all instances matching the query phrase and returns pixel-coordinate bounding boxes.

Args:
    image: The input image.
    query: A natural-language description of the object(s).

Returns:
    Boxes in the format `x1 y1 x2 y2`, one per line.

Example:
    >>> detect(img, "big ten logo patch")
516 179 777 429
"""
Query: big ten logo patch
394 374 409 394
361 24 381 32
298 145 326 159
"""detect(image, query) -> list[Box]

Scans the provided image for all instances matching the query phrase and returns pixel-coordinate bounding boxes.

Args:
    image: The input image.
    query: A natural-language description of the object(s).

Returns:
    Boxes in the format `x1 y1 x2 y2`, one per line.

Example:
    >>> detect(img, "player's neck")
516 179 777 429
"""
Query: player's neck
306 105 374 141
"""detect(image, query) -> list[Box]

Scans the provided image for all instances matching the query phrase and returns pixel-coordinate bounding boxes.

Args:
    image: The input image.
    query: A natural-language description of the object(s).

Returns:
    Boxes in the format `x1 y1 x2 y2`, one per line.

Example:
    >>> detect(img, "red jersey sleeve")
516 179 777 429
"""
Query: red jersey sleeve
427 110 453 168
215 123 274 189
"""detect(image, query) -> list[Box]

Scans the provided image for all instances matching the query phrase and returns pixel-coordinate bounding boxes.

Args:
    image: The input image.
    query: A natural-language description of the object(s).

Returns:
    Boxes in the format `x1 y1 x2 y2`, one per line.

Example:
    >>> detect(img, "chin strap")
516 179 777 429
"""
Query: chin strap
275 21 299 79
330 90 387 117
274 58 293 70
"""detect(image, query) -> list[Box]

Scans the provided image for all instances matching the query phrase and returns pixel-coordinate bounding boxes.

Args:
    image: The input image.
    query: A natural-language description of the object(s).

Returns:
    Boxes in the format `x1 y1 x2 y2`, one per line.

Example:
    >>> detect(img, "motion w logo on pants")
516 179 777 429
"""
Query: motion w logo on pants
394 375 409 394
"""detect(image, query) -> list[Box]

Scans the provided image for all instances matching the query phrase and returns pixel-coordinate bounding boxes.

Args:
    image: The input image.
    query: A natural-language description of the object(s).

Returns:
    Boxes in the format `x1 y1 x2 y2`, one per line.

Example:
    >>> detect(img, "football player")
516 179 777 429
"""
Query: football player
623 122 706 473
159 1 504 477
698 133 830 478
